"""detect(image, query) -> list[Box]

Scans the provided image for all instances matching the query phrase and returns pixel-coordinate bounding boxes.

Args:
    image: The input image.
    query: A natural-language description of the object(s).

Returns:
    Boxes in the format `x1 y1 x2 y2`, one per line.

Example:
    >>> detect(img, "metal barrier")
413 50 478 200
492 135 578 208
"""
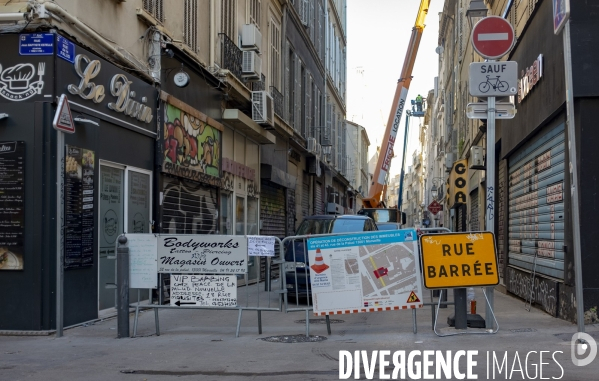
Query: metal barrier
279 231 428 336
119 234 284 338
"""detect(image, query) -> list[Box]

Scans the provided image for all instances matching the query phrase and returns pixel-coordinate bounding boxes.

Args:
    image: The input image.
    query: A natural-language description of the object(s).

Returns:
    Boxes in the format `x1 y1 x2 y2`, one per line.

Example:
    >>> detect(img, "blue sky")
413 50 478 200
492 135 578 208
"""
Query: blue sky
346 0 445 176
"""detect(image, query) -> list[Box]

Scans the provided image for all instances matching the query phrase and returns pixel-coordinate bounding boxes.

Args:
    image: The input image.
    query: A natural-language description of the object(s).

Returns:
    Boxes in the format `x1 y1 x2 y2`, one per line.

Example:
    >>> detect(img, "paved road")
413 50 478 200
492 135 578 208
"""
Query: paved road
1 288 598 380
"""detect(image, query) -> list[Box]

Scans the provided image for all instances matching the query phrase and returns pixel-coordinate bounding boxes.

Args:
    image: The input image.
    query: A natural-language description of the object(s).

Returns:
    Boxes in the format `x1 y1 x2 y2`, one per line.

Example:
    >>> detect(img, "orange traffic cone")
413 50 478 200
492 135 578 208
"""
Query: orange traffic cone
311 248 329 274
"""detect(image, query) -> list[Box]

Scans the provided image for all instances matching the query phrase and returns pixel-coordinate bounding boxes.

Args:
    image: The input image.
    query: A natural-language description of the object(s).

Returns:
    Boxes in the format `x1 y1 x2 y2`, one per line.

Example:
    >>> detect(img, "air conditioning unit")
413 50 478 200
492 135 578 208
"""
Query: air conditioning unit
251 91 274 127
470 146 486 170
241 24 262 52
445 152 454 172
307 137 317 153
242 51 261 79
315 142 322 157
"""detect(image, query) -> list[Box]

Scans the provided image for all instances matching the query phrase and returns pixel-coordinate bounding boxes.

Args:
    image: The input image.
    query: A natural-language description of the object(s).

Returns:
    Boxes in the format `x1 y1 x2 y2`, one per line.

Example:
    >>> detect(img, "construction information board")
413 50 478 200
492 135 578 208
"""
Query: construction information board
307 230 423 315
157 235 247 274
420 232 499 289
170 274 237 307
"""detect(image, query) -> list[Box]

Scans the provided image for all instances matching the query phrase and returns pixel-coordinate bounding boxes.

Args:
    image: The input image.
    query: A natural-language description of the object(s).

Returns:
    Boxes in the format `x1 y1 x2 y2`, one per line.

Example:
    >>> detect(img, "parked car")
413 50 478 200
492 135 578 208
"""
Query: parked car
284 215 378 299
375 222 402 231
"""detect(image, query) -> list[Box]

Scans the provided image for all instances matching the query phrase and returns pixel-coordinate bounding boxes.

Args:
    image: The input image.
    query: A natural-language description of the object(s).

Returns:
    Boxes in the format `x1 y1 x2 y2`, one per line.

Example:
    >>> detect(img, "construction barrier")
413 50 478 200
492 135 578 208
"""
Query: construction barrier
279 229 426 336
117 233 283 338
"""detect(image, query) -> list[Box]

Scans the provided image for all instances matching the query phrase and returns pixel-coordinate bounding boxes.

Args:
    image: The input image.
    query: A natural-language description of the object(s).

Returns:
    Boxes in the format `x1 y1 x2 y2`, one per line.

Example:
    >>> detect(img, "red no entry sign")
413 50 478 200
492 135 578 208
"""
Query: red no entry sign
471 16 515 60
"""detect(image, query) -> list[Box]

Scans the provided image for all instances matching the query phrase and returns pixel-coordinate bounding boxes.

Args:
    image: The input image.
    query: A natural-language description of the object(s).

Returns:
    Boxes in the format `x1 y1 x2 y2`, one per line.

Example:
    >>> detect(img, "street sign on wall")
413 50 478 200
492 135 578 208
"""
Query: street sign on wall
553 0 570 35
469 61 518 97
471 16 515 60
420 232 499 289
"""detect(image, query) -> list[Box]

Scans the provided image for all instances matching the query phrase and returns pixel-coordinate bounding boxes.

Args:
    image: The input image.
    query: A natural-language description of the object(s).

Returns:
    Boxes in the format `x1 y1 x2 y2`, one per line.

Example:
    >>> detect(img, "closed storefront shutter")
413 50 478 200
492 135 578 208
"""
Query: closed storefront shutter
260 179 286 281
498 159 507 284
456 204 467 232
260 179 286 238
507 124 566 280
470 189 479 231
314 180 323 215
302 176 310 220
161 177 219 234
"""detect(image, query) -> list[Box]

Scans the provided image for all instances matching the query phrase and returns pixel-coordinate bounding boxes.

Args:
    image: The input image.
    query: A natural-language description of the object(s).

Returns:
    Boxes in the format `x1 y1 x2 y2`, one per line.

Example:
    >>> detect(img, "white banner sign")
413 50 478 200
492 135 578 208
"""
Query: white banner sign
157 235 247 274
170 274 237 307
247 235 275 256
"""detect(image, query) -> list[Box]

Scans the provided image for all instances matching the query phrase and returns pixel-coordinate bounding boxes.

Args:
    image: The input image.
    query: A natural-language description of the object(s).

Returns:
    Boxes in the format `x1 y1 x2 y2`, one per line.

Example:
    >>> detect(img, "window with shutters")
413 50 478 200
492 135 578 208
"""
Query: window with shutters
143 0 164 23
286 47 295 125
270 17 281 89
248 0 261 28
221 0 236 40
184 0 198 52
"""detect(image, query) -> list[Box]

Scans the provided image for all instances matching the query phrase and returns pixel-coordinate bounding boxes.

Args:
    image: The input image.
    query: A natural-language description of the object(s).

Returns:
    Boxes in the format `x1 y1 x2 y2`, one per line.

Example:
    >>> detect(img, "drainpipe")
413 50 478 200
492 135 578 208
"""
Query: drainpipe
210 0 215 68
32 0 155 83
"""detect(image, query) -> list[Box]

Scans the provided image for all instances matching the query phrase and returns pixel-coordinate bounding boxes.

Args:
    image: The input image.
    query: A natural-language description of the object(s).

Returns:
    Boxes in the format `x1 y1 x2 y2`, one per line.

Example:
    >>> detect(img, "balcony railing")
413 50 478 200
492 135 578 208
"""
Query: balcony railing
250 74 266 92
270 86 284 118
219 33 243 82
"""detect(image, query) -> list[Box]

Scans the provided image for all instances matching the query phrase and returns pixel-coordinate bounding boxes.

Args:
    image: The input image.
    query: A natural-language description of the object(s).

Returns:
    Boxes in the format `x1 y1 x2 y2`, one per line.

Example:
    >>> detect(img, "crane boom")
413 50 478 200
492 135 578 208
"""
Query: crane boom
362 0 430 209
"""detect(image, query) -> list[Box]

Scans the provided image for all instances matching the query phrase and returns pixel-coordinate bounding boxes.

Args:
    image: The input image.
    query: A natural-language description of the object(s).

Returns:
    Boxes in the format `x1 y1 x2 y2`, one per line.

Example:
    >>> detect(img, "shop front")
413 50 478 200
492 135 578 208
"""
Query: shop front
0 33 157 330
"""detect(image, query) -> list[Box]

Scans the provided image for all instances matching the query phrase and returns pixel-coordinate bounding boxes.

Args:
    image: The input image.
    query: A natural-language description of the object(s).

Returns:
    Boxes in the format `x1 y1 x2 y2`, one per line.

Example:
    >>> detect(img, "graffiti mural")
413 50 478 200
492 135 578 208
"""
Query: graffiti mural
162 178 218 235
162 103 221 183
507 266 558 317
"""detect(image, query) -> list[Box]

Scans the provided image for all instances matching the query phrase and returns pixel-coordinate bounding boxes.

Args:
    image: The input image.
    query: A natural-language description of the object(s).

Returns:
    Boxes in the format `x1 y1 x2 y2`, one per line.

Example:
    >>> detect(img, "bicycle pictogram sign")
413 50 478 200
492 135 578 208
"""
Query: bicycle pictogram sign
468 62 518 97
478 75 510 94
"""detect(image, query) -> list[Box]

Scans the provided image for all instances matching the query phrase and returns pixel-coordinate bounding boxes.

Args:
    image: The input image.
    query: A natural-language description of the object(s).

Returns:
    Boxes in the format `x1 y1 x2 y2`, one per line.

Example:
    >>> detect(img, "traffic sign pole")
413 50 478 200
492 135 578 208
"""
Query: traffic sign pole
486 83 496 330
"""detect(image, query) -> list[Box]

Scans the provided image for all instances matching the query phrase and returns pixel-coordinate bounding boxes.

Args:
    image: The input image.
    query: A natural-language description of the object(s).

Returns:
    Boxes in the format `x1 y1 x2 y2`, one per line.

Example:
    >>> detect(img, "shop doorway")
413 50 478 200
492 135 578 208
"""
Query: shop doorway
98 162 152 312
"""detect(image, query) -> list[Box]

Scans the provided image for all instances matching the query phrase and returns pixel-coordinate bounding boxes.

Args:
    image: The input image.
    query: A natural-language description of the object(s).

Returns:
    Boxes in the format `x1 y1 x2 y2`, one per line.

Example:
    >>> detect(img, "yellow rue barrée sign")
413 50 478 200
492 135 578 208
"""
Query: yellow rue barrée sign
419 232 499 289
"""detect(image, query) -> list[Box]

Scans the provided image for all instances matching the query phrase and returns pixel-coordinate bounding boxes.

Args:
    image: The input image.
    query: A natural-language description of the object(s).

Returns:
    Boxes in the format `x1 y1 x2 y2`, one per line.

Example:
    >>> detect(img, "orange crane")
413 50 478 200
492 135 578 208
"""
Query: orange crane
359 0 431 222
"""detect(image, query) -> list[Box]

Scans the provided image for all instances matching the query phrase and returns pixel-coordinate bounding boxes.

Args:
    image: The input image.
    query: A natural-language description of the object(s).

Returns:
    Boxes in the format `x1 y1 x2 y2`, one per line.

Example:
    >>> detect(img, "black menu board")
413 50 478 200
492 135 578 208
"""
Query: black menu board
64 145 95 269
0 141 25 270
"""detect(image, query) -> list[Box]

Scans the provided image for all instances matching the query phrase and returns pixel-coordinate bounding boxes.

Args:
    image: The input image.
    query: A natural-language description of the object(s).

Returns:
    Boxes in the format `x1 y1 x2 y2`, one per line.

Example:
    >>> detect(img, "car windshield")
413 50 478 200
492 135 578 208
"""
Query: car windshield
331 219 367 233
295 218 367 235
295 219 334 235
377 223 400 231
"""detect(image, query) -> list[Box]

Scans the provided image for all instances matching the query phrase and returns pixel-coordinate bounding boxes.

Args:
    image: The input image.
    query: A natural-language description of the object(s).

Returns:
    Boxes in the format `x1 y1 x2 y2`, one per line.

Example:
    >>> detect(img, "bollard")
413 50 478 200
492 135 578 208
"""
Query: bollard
264 257 271 291
453 288 467 330
117 235 129 338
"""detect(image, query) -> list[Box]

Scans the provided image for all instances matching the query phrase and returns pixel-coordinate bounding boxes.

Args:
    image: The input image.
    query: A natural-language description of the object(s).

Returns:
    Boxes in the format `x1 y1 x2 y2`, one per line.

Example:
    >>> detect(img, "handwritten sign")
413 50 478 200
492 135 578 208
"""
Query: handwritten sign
419 232 499 289
170 274 237 307
127 234 157 289
157 235 247 274
247 235 275 256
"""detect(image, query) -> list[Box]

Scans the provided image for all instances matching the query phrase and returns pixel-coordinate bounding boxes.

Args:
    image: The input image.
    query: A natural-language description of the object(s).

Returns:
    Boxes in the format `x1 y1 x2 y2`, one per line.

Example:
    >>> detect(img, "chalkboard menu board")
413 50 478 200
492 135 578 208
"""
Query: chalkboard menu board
64 145 95 269
0 141 25 271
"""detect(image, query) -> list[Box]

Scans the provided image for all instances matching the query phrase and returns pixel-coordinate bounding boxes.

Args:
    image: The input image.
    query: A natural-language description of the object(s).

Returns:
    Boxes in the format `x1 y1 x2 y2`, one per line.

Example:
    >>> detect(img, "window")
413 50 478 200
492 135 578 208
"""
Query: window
270 17 281 89
184 0 198 52
248 0 261 28
143 0 164 23
222 0 237 39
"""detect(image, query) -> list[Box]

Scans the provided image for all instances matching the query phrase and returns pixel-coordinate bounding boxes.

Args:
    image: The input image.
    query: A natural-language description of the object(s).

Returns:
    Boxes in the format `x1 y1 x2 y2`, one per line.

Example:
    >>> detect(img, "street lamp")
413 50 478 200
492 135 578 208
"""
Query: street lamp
466 0 488 28
430 177 445 200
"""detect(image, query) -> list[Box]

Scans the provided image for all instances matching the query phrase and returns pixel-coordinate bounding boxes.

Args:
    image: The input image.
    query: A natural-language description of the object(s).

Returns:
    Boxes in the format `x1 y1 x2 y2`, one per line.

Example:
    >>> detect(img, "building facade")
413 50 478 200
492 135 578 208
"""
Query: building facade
0 0 358 331
430 0 599 323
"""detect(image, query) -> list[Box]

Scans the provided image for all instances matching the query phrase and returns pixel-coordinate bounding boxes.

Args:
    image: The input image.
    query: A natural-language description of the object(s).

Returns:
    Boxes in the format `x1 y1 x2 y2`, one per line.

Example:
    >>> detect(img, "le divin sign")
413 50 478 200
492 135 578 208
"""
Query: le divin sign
419 232 499 289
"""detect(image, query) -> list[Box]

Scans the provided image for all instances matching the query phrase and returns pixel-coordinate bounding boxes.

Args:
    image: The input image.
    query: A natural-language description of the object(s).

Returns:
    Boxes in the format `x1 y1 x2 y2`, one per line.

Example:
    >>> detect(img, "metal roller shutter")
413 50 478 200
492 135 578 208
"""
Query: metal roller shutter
314 180 323 215
470 189 479 231
161 177 219 234
507 124 566 280
498 159 507 284
260 179 286 281
260 180 286 238
301 176 310 221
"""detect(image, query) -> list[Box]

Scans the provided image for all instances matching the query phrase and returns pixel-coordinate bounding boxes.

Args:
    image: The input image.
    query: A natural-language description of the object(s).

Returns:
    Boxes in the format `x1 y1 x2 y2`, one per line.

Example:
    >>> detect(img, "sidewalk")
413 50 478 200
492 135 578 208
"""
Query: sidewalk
1 286 598 381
